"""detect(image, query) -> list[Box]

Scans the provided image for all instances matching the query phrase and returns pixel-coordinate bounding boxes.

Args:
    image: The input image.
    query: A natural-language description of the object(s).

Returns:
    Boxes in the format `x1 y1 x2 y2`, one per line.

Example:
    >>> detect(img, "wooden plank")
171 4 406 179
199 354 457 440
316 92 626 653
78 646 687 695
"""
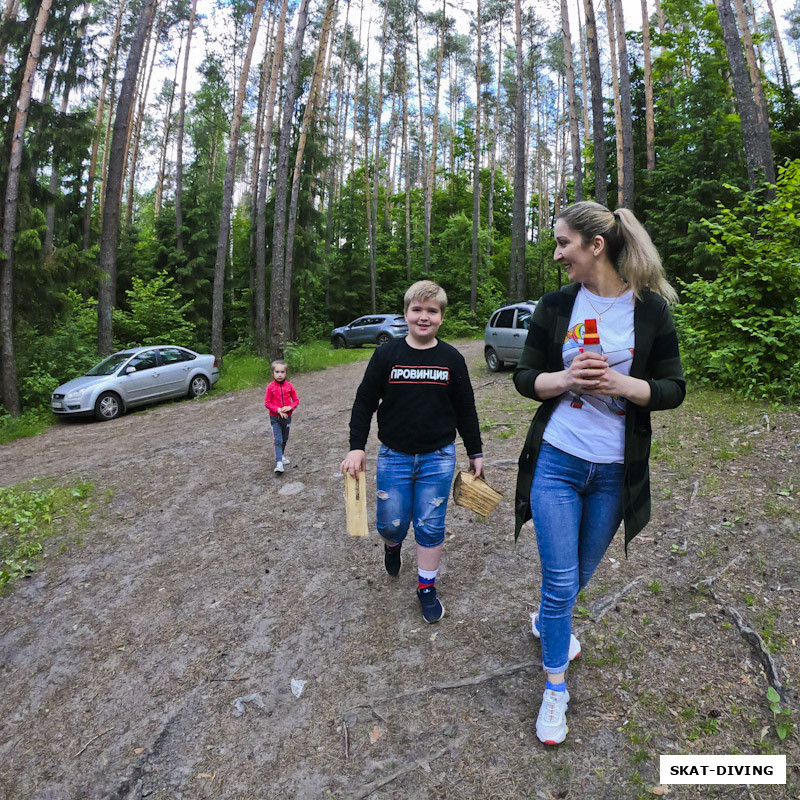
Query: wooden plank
344 471 369 537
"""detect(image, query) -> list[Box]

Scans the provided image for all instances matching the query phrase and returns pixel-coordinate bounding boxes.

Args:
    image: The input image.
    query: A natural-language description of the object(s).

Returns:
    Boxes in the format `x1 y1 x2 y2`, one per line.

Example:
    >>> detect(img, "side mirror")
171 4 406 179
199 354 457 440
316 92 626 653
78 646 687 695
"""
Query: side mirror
125 366 136 375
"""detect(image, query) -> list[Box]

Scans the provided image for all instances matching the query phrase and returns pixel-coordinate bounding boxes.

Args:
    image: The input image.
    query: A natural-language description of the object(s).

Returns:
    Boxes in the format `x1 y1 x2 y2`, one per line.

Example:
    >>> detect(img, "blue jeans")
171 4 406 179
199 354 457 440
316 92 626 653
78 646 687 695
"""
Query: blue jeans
375 443 456 548
531 442 624 673
270 416 290 462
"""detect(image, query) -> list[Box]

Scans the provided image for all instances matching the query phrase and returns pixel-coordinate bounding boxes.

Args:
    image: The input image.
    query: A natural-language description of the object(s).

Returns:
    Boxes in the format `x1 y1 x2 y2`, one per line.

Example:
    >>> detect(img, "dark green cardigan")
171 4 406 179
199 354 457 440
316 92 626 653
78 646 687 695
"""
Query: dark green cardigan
513 283 686 552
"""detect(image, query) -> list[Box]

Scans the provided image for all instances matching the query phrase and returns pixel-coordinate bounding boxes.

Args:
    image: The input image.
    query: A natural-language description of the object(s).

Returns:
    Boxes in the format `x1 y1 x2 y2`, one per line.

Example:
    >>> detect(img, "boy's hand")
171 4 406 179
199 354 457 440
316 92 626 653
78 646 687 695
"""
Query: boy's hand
469 456 484 479
341 449 366 477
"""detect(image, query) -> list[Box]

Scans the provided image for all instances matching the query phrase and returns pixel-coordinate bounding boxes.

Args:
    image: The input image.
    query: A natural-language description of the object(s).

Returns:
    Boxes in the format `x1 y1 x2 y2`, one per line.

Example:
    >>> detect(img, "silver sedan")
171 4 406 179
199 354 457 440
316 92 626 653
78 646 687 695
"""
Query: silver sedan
51 346 219 421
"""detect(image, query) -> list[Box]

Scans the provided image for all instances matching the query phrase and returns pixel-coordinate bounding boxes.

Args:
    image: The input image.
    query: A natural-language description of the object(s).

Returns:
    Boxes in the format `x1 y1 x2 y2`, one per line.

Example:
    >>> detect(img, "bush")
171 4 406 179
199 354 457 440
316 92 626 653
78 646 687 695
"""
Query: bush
676 160 800 400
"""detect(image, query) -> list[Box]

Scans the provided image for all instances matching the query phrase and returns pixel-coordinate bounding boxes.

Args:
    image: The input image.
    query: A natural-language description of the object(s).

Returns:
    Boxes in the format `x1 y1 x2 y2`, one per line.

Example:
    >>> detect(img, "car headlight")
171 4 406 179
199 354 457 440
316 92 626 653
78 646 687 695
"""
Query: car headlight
64 387 87 400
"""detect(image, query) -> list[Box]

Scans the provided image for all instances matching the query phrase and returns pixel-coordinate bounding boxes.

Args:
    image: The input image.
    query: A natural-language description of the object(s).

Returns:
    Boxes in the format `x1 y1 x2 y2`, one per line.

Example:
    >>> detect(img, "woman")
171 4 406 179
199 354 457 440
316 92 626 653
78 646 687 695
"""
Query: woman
513 201 685 745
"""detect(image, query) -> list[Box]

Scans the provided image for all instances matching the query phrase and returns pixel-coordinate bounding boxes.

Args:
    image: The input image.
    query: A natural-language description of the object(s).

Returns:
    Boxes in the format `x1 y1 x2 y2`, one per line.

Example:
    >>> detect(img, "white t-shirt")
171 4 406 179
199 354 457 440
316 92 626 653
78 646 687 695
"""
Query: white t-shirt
543 286 635 464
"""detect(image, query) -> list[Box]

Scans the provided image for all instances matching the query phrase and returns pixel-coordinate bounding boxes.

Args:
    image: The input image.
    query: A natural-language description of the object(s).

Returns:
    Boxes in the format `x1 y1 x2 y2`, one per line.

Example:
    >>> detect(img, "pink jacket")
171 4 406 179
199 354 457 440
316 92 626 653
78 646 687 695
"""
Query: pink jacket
264 379 299 417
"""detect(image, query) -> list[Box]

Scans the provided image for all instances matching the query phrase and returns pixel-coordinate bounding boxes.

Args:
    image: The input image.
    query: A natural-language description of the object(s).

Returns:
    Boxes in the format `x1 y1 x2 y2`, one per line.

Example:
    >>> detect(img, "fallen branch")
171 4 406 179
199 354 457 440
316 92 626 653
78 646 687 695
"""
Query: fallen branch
692 552 746 591
347 742 457 800
725 604 783 695
344 660 539 713
585 575 645 624
74 728 112 758
342 719 349 760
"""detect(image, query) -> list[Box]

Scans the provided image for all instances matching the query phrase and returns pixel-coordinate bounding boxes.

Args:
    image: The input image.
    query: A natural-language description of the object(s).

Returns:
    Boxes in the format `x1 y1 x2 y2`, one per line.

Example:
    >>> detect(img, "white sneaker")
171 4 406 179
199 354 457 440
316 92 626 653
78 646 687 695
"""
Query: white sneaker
536 687 570 745
282 456 290 464
274 461 284 474
531 613 581 661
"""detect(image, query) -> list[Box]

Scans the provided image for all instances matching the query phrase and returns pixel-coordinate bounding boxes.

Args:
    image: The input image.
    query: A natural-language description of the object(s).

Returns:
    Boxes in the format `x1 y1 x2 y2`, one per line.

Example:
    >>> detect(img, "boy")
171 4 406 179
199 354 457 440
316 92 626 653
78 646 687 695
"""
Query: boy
264 360 299 474
341 281 483 622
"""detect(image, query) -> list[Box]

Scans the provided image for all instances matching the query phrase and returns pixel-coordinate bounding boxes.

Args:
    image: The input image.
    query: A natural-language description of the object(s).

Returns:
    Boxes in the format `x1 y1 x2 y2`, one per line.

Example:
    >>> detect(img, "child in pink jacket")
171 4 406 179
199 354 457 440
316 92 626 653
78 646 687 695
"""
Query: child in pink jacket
264 360 299 474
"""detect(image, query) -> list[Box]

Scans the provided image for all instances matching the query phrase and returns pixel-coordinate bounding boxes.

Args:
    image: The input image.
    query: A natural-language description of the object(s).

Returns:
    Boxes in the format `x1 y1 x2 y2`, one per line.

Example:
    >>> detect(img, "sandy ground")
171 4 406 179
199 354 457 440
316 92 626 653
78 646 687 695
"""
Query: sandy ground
0 339 798 800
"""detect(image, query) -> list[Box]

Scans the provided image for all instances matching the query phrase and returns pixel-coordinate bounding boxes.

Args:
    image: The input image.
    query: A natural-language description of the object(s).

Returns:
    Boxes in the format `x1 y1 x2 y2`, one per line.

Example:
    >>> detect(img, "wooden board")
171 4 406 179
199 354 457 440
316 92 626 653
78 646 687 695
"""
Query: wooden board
344 471 369 537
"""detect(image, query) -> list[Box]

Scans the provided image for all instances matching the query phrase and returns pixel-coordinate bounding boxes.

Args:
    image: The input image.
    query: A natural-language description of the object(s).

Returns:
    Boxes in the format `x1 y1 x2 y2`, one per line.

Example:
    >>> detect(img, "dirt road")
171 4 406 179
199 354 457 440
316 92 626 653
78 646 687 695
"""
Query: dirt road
1 340 798 799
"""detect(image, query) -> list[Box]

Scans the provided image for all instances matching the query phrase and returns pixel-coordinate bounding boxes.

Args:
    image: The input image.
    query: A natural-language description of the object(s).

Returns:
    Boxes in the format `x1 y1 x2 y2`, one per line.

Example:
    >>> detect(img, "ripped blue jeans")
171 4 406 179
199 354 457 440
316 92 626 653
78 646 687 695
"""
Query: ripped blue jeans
375 443 456 548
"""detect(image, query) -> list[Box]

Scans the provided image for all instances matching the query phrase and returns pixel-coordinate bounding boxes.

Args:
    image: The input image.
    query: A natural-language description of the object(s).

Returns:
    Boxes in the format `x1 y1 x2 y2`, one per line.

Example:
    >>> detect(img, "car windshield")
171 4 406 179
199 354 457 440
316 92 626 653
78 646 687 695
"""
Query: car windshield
85 352 133 376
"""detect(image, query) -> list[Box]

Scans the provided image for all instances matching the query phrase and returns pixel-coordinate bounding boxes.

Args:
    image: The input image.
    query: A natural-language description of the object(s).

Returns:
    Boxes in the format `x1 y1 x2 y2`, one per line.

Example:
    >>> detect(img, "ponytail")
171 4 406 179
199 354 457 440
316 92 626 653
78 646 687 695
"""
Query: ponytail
556 201 678 305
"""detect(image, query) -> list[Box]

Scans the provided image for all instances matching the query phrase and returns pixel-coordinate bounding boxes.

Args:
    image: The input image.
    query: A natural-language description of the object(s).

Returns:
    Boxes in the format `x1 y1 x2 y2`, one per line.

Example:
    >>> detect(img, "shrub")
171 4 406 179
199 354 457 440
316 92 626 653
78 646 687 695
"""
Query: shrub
676 160 800 400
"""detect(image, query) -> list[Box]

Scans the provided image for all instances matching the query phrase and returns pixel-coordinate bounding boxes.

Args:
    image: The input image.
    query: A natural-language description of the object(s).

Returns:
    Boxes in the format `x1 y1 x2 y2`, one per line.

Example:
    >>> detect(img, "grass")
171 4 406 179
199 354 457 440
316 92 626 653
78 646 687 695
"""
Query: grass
0 480 94 593
209 341 376 395
0 408 52 445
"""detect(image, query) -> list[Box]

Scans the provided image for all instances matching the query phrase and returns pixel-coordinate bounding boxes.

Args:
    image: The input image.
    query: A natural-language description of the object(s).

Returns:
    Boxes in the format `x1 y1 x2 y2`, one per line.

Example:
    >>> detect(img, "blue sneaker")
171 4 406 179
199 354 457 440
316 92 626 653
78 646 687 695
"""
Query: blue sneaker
531 613 581 661
417 586 445 623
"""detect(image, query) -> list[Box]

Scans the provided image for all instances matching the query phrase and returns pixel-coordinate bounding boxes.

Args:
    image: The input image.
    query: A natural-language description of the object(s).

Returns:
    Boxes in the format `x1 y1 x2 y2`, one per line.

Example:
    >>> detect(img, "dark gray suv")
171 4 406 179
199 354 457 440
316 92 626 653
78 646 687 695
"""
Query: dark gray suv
331 314 408 348
483 301 538 371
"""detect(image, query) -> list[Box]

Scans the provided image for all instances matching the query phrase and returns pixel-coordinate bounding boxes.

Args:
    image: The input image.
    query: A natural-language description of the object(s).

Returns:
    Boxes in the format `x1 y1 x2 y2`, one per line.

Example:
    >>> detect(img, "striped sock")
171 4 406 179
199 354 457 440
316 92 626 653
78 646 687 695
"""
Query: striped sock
418 568 437 590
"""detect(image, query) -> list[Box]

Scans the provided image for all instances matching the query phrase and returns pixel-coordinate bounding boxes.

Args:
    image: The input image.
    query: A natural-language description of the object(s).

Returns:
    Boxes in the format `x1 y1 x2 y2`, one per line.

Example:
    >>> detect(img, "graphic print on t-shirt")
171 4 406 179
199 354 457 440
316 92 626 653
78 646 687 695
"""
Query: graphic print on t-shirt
563 324 633 416
389 365 451 385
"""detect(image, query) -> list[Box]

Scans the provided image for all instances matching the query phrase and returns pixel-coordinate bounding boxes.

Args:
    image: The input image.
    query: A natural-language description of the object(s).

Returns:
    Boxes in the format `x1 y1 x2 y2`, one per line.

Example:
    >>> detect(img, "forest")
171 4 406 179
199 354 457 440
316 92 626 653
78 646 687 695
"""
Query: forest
0 0 799 421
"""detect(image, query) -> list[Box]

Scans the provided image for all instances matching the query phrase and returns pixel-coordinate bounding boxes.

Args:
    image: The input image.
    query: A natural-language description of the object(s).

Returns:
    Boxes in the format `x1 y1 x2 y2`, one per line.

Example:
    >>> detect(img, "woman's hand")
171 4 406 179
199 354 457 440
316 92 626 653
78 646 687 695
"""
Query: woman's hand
567 350 609 394
340 449 366 477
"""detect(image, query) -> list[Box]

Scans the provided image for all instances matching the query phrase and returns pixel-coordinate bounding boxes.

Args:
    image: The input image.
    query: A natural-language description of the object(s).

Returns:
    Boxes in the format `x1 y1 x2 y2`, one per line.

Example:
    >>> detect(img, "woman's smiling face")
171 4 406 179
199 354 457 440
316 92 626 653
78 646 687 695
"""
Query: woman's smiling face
553 218 597 284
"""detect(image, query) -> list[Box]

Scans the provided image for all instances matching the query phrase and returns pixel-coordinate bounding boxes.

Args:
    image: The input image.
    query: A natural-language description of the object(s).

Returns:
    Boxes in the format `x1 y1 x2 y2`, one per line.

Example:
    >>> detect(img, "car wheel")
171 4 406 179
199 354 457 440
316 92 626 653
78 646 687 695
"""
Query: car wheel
189 374 210 398
333 335 347 349
485 347 504 372
376 333 392 346
94 391 122 421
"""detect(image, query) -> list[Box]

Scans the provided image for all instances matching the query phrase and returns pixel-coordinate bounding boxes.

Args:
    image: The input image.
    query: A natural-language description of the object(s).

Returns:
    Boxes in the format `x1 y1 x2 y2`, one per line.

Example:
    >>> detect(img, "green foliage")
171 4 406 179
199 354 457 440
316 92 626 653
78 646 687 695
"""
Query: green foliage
0 481 93 593
766 687 793 741
676 160 800 399
114 271 197 348
0 409 53 444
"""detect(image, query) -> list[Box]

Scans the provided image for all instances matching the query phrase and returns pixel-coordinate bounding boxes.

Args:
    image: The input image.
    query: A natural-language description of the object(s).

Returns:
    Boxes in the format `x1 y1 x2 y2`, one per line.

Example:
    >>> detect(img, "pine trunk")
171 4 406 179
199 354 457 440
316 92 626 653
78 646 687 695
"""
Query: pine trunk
175 0 198 252
255 0 289 357
268 0 310 358
470 0 481 312
641 0 655 172
561 0 583 201
487 16 502 258
97 0 157 356
582 0 606 205
604 0 624 208
1 0 52 415
211 0 266 363
510 0 526 300
613 0 634 207
83 0 127 250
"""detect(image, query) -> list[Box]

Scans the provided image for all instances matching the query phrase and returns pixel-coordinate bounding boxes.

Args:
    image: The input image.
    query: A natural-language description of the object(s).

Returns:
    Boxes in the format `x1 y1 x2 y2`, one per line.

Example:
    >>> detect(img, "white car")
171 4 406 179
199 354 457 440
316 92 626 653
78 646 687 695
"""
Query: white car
51 346 219 421
483 301 538 371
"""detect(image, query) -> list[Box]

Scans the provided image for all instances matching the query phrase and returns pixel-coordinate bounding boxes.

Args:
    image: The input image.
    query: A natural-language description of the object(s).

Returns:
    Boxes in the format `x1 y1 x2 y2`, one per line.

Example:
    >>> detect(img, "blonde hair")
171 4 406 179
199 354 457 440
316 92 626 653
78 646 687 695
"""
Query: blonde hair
271 360 287 373
403 280 448 312
556 201 678 304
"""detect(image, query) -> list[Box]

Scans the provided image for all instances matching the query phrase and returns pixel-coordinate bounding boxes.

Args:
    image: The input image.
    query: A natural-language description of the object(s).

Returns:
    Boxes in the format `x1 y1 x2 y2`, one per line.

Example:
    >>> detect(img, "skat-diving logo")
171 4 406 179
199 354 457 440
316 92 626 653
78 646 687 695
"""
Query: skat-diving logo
389 365 450 385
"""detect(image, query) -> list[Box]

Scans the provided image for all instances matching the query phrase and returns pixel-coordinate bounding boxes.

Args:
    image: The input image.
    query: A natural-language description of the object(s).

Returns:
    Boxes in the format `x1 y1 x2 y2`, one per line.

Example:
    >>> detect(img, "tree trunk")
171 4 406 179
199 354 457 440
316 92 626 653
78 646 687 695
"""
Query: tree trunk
487 15 503 258
582 0 606 205
424 0 446 274
714 0 776 189
561 0 582 202
255 0 289 357
641 0 655 172
510 0 526 300
402 51 411 279
470 0 482 313
268 0 310 358
604 0 624 208
175 0 197 252
371 0 388 266
763 0 791 91
97 0 157 356
414 3 427 195
1 0 52 415
211 0 266 363
0 0 20 69
82 0 127 251
154 26 183 218
612 0 634 207
576 0 591 179
282 0 336 341
125 8 162 229
731 0 771 137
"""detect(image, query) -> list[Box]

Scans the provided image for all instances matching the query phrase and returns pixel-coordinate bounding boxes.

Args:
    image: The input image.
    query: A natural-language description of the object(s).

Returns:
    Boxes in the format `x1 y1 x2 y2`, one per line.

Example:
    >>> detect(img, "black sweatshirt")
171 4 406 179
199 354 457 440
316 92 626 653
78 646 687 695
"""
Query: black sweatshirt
348 338 483 457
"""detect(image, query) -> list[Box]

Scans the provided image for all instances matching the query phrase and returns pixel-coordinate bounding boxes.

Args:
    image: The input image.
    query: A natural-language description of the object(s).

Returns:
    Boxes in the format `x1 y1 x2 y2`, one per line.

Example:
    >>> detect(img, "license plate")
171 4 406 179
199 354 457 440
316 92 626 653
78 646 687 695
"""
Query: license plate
52 402 62 410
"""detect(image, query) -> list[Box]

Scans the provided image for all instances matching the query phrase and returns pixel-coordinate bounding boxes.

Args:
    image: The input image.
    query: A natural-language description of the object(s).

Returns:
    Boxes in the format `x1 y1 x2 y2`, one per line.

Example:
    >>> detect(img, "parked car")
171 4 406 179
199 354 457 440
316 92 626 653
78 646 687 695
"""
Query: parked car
483 301 538 371
331 314 408 348
51 345 219 421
